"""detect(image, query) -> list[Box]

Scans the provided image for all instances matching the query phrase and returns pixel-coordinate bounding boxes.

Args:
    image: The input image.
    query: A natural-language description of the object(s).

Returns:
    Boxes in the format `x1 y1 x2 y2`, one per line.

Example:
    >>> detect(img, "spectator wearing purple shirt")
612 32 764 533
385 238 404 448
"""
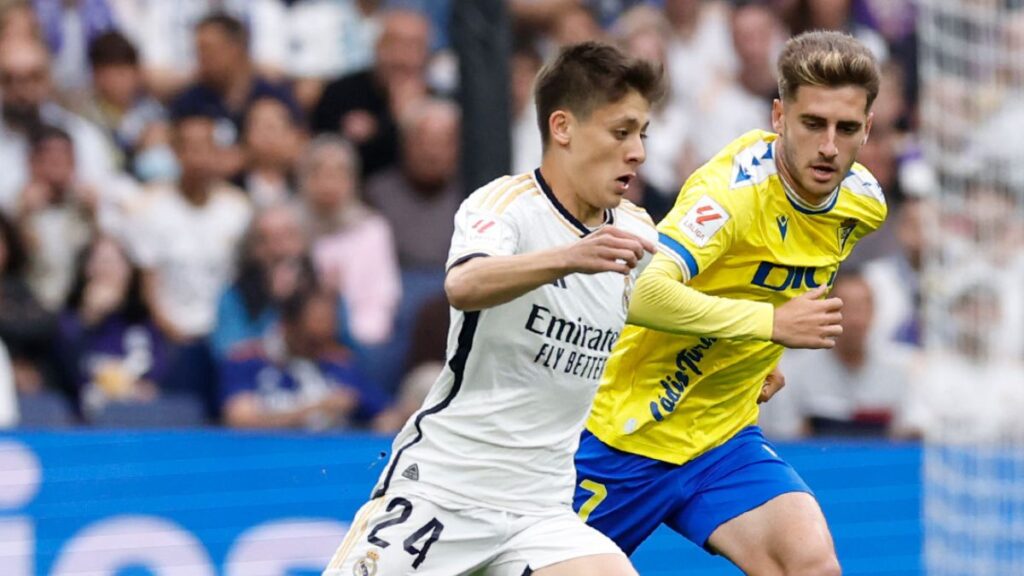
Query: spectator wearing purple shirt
57 235 173 419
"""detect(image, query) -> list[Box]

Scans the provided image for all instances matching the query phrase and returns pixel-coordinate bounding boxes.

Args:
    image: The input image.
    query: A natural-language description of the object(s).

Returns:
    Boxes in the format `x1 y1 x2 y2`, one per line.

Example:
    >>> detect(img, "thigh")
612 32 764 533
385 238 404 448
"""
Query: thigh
322 492 500 576
487 509 633 576
571 431 676 555
665 427 813 551
706 492 836 574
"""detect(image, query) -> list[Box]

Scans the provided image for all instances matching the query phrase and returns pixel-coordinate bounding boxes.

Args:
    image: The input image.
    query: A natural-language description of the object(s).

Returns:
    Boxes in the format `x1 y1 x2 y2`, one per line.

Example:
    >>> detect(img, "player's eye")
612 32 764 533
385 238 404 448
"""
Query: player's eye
640 131 649 140
840 125 860 135
613 129 629 139
803 120 823 130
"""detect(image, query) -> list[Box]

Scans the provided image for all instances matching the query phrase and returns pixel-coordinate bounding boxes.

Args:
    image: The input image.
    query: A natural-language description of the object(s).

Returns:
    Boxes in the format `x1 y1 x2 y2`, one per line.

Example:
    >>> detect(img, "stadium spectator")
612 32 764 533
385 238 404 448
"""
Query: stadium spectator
663 0 737 108
760 273 911 439
80 31 165 171
300 136 400 347
56 235 173 420
170 12 302 182
896 281 1024 442
123 112 251 344
250 0 382 112
240 96 305 207
549 4 603 49
684 0 780 165
364 97 461 272
611 5 690 208
210 202 318 360
0 36 114 214
217 288 392 431
110 0 254 101
0 0 39 43
0 212 63 407
783 0 889 62
863 197 931 348
509 40 543 176
312 7 432 179
32 0 119 100
16 125 96 310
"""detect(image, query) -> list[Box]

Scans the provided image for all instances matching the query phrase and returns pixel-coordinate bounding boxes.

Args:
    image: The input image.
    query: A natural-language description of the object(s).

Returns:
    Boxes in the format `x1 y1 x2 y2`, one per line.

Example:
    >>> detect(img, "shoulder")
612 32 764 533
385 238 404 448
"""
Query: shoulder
463 172 539 216
676 130 774 216
614 199 657 238
841 163 888 227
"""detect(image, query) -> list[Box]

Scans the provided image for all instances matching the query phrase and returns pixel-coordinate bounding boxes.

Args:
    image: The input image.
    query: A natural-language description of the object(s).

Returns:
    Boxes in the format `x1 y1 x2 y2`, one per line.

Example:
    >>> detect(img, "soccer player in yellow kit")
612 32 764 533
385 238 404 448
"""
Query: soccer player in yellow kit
574 31 886 575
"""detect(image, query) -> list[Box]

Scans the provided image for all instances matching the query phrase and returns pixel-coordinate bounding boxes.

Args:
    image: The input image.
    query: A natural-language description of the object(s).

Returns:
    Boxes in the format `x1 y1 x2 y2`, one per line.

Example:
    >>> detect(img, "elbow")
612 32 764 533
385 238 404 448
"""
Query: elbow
444 271 474 311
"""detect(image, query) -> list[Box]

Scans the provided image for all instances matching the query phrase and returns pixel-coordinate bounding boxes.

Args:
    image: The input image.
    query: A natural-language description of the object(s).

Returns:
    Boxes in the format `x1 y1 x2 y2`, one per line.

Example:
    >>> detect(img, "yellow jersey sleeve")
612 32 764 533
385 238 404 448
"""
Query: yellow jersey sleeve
627 254 774 340
655 174 754 283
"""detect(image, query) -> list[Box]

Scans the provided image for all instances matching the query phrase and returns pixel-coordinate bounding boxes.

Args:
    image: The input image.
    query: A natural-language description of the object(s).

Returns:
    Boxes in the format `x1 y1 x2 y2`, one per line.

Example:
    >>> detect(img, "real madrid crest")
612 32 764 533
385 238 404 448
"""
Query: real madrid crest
353 550 379 576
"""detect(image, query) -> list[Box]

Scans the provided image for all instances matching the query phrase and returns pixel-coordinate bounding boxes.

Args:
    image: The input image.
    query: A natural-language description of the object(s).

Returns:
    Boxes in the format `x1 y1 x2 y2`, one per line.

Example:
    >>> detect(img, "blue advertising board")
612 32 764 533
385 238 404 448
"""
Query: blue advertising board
0 432 921 575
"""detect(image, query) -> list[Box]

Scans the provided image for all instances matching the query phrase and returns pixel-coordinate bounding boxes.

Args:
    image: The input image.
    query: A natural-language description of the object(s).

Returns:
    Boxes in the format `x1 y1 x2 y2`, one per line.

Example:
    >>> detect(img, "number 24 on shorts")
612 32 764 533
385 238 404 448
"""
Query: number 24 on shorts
367 497 446 569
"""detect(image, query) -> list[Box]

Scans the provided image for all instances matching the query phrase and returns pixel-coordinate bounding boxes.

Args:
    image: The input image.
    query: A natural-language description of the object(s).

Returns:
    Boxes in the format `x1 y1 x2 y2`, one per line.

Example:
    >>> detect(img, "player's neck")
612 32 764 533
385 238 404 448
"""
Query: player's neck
537 163 605 227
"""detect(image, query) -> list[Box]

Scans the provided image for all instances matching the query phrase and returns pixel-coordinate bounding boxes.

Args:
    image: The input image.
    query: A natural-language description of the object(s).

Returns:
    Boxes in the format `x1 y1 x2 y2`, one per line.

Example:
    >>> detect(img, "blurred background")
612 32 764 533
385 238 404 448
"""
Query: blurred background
0 0 1020 574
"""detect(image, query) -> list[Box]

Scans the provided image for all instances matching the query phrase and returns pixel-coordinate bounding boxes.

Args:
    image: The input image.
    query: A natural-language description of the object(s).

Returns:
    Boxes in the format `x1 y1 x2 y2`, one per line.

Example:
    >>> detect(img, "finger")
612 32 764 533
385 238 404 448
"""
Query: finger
638 234 657 255
602 227 657 254
803 285 828 300
820 297 844 312
601 248 639 268
822 324 843 337
823 312 843 326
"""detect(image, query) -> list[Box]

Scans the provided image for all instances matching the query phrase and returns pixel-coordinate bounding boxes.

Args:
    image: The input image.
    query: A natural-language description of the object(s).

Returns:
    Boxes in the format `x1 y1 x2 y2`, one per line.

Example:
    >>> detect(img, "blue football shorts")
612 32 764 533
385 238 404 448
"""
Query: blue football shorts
572 426 813 555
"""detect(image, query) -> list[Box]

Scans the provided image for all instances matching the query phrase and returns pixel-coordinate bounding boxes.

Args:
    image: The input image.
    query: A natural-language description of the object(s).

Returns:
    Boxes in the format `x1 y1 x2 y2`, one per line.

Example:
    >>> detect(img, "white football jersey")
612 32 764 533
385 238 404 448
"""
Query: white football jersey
372 170 657 514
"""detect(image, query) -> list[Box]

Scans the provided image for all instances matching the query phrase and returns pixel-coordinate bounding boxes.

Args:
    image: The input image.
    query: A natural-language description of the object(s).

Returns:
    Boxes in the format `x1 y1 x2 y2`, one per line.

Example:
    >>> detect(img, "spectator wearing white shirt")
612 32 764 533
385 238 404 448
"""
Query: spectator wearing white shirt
760 272 911 439
124 112 251 344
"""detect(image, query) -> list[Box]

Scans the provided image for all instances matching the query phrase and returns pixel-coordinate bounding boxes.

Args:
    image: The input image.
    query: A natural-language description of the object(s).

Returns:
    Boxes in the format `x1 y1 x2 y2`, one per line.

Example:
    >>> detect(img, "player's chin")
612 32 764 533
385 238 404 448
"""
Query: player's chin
593 190 625 210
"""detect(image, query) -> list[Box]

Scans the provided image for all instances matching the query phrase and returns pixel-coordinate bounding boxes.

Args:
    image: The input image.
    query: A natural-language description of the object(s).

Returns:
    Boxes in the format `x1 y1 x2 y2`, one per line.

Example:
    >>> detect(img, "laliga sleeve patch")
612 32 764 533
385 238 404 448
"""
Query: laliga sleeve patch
677 195 730 247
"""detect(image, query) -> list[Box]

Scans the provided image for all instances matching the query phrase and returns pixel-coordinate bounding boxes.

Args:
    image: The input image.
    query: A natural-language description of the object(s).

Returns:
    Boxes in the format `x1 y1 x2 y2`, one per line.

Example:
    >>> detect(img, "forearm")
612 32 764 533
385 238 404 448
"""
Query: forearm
627 255 774 340
445 249 569 311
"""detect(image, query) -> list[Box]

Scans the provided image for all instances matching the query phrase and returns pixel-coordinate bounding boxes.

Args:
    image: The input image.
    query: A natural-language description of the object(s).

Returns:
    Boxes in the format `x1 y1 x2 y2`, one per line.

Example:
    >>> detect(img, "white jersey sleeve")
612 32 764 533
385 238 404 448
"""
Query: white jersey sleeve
446 175 534 269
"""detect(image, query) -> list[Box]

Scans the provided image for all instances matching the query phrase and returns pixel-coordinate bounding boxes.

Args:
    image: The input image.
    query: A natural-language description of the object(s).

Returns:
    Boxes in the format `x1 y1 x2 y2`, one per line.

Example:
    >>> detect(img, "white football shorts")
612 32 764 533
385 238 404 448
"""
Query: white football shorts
322 490 625 575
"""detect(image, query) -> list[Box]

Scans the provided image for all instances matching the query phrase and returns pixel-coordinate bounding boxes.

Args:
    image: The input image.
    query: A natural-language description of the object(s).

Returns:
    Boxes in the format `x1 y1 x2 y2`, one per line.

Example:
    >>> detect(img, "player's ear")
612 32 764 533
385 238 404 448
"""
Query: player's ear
549 110 572 147
862 111 874 145
771 99 784 134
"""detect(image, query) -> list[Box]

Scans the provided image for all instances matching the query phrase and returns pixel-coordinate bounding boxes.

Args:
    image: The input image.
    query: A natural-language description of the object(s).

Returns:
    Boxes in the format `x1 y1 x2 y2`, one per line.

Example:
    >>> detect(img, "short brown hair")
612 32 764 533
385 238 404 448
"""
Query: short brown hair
777 31 880 110
534 41 665 148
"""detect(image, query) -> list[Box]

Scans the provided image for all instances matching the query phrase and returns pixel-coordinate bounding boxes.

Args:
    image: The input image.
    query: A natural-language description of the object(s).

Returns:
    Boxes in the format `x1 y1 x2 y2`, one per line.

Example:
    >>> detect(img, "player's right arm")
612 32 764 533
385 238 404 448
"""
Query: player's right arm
446 226 654 311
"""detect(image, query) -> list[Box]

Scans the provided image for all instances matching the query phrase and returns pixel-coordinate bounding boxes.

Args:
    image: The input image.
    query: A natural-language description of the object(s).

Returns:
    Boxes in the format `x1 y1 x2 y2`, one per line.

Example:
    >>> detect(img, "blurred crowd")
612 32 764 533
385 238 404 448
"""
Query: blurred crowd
0 0 1019 439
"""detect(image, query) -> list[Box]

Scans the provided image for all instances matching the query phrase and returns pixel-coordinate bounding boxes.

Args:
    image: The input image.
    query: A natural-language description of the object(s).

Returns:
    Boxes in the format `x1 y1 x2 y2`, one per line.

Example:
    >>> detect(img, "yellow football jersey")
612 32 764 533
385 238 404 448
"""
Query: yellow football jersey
587 129 888 465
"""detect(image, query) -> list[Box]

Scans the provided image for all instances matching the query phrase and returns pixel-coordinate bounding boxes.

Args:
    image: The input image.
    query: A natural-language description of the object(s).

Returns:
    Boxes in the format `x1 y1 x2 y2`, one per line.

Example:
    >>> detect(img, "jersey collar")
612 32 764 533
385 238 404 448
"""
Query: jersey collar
533 168 614 236
773 142 840 215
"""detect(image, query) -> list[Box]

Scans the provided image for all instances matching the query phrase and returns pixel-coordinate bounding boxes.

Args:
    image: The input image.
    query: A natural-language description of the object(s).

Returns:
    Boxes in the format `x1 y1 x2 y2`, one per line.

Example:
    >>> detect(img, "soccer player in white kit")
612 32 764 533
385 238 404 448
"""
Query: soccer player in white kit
322 42 664 576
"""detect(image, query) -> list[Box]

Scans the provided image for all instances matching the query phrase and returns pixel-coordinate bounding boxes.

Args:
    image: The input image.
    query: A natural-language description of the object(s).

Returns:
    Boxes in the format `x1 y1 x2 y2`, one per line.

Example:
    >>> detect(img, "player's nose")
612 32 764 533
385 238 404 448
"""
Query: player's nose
626 135 646 165
818 131 839 159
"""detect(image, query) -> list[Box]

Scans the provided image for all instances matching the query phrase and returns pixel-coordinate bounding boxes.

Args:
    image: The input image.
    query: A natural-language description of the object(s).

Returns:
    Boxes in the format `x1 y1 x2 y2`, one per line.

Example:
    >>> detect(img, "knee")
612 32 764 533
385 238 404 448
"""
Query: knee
783 552 841 576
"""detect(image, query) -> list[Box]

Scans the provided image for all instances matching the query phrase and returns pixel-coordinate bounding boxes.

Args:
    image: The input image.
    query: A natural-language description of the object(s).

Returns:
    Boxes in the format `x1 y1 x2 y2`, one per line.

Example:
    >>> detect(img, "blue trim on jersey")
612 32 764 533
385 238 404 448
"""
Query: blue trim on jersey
374 311 481 499
574 427 813 555
658 233 699 278
786 188 839 215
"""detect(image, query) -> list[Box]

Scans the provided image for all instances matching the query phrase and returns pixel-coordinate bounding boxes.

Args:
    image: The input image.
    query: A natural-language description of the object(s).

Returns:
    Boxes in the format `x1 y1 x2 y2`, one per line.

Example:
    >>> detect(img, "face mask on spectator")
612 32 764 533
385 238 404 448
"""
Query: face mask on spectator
134 146 180 183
